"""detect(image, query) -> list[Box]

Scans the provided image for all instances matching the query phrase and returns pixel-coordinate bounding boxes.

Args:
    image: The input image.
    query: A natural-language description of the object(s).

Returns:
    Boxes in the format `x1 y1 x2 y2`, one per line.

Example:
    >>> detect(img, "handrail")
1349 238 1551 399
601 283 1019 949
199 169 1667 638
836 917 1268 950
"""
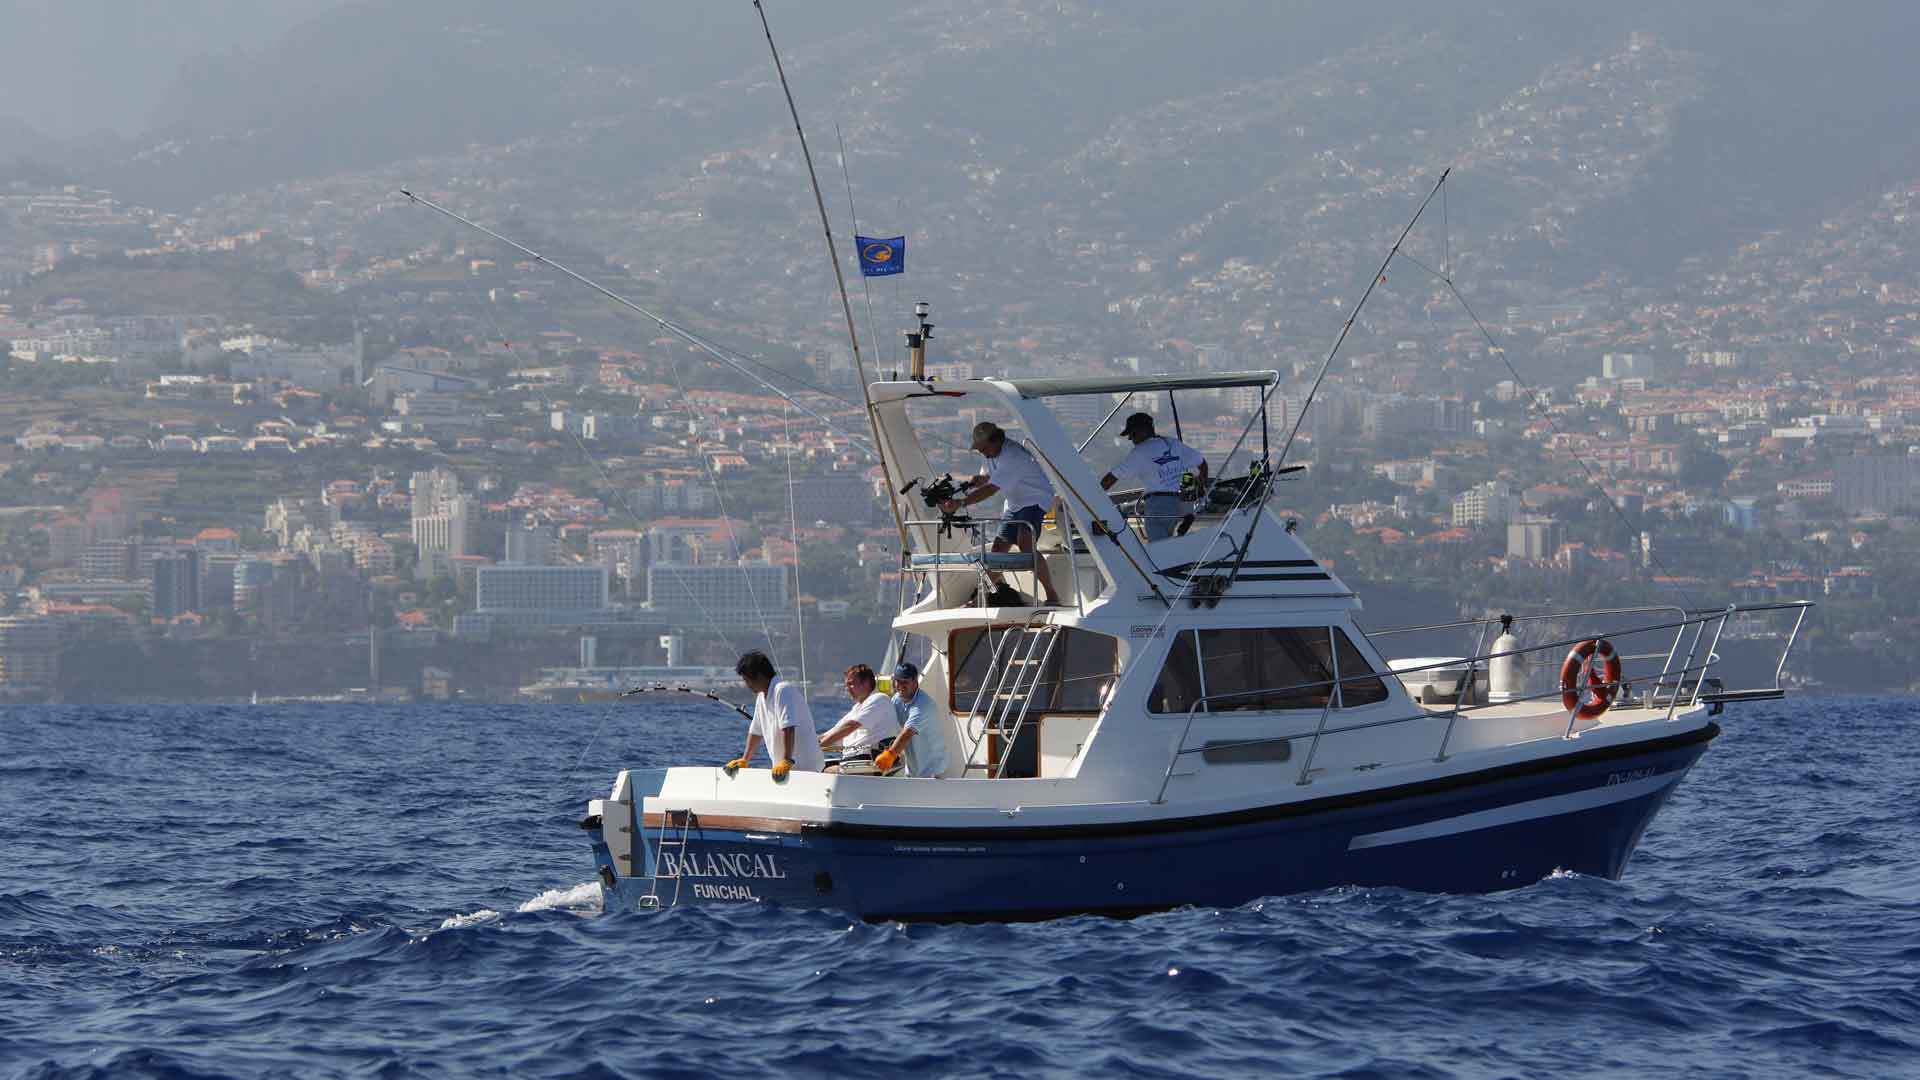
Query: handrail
1190 605 1752 713
1365 599 1814 638
903 511 1092 614
1161 655 1725 783
1365 603 1686 638
1148 601 1801 790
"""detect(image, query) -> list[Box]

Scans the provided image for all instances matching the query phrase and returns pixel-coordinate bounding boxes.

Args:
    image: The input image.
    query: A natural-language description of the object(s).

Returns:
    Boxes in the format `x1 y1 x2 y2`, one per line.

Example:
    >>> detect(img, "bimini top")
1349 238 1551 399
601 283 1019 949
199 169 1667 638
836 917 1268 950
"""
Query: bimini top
998 370 1280 398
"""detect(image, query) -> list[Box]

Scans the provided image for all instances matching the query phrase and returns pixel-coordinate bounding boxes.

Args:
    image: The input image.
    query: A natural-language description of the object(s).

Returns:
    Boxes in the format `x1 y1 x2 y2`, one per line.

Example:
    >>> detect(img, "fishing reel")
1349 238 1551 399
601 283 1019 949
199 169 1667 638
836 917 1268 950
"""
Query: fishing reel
1204 460 1303 511
900 474 979 536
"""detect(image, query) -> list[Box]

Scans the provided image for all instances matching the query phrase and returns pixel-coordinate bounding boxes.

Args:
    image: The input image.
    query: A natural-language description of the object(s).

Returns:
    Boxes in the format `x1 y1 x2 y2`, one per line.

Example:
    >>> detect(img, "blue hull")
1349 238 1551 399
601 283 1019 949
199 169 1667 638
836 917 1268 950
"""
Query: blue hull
592 724 1715 921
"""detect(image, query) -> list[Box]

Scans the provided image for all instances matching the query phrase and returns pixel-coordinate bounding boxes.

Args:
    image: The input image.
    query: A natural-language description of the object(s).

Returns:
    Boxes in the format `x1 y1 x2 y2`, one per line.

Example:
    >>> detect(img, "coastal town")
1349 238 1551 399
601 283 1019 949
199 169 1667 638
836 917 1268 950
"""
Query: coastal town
3 30 1917 701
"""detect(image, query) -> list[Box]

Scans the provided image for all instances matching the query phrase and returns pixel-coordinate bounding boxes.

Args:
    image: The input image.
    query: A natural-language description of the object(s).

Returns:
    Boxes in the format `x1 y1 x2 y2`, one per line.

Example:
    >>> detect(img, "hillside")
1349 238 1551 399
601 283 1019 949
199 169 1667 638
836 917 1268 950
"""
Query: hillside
28 0 1920 366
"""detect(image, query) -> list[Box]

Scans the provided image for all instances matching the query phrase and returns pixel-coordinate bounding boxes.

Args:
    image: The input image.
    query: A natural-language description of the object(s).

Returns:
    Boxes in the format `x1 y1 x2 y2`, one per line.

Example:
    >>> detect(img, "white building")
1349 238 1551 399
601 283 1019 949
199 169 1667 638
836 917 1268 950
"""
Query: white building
1451 481 1519 529
645 562 788 628
413 494 472 580
475 565 612 626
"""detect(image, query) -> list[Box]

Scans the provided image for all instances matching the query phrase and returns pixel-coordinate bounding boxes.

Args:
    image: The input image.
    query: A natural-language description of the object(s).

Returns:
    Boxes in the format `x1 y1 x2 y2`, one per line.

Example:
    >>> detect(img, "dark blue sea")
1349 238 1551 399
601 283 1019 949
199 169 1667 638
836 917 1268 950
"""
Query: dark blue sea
3 697 1916 1079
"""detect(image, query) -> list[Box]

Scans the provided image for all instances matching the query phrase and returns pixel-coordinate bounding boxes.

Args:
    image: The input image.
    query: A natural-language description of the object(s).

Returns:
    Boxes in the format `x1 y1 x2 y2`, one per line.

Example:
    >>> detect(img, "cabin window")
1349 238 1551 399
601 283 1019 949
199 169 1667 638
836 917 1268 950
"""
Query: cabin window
1332 630 1390 706
949 626 1119 714
1200 628 1335 711
1148 630 1203 713
1147 627 1390 713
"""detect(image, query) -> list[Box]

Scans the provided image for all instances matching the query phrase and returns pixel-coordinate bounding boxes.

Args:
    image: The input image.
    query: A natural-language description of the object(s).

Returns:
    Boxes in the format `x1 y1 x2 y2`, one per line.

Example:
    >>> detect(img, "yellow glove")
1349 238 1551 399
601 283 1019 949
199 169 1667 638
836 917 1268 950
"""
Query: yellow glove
771 758 793 781
873 749 900 774
723 757 749 775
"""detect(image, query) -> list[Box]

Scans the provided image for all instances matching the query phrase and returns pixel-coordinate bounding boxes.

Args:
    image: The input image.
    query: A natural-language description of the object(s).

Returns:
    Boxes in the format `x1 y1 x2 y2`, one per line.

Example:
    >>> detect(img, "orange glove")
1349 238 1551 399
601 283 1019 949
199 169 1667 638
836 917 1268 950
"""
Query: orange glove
873 749 900 774
723 757 749 775
771 758 793 781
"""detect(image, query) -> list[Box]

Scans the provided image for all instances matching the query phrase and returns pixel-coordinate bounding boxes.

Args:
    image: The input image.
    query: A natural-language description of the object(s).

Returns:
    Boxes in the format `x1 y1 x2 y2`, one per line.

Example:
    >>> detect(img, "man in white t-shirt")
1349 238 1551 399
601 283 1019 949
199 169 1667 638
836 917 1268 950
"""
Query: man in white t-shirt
816 663 901 773
939 421 1062 605
723 650 824 780
1100 412 1208 541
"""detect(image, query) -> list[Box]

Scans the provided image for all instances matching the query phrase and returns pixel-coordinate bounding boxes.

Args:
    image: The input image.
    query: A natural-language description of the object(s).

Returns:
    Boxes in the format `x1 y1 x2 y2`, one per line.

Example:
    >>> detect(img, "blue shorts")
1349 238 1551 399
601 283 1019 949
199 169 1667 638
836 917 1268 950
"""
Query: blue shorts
995 505 1046 546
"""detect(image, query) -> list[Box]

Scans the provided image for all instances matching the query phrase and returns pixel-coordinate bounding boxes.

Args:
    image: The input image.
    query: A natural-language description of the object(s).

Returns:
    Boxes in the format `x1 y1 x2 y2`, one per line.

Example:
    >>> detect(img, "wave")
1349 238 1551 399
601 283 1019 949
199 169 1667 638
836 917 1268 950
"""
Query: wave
516 881 604 916
3 697 1916 1078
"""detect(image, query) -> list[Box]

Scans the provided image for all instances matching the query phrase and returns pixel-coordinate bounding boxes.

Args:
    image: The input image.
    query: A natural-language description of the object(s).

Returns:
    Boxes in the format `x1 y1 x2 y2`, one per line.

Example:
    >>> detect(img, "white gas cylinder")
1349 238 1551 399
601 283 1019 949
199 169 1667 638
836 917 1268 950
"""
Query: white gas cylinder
1489 630 1525 703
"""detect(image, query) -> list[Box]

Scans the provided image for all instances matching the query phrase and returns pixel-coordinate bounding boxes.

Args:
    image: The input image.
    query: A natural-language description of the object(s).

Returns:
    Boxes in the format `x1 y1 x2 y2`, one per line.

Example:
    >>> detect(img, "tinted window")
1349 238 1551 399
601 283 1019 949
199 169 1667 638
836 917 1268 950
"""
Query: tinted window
1146 627 1390 713
1333 629 1390 706
1200 628 1336 712
951 626 1118 714
1148 631 1202 713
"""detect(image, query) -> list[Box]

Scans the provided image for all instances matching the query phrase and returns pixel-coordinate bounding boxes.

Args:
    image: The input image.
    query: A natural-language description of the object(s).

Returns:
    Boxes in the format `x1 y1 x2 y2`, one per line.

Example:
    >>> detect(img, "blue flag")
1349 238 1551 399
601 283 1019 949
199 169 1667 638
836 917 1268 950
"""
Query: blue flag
856 235 905 277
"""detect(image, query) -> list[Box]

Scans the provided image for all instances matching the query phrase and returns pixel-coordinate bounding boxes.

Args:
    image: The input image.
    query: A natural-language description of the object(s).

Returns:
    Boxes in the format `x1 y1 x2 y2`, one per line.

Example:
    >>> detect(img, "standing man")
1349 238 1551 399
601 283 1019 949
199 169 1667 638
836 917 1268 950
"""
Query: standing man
1100 412 1208 541
724 650 824 780
817 663 901 773
940 421 1063 606
874 662 948 778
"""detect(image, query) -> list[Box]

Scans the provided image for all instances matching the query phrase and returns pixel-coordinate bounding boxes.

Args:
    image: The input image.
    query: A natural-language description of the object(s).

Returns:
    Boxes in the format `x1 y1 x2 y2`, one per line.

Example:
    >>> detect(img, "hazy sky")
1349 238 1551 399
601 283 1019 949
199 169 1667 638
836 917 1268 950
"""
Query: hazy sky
0 0 346 138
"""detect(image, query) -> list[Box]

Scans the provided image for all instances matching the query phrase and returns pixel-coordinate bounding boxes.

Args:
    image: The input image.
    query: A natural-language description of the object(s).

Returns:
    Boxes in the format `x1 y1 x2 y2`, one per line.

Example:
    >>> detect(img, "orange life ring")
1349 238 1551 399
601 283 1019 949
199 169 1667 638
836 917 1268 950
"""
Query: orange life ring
1559 638 1622 720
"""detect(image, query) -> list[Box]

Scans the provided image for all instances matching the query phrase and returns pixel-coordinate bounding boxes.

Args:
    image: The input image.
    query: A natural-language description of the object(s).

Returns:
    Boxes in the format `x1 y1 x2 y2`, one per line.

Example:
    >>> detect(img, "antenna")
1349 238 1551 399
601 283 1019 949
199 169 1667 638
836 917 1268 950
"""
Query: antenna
905 301 933 381
751 1 905 546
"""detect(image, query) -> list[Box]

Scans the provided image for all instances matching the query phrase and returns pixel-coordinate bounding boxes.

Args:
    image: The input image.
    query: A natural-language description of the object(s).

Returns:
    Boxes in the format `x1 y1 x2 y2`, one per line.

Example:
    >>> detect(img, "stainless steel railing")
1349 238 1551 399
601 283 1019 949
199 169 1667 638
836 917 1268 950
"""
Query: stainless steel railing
902 511 1087 613
1152 600 1812 802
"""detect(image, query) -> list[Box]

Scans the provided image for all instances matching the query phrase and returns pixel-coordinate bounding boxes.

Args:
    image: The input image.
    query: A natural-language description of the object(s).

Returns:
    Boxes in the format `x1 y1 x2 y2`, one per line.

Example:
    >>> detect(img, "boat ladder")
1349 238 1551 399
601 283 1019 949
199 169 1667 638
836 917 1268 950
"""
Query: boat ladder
964 615 1061 778
639 808 696 910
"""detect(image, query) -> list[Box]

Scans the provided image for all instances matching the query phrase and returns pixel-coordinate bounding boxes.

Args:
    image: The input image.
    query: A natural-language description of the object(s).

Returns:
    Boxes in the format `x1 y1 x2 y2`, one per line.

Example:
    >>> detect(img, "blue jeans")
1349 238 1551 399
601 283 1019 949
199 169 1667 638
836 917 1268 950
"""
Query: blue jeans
1141 493 1182 541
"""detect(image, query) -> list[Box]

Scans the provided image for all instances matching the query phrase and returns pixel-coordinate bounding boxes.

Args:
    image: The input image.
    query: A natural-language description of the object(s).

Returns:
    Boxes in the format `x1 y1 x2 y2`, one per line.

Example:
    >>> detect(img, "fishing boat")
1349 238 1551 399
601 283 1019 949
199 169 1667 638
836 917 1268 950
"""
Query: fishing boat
558 6 1816 922
580 366 1810 920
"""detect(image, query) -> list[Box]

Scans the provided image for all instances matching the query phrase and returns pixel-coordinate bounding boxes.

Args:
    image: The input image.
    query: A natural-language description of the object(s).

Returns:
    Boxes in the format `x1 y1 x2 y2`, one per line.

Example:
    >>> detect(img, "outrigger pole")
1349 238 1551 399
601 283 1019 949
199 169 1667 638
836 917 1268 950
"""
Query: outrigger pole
394 188 876 458
1200 169 1452 604
1275 166 1451 469
751 0 909 549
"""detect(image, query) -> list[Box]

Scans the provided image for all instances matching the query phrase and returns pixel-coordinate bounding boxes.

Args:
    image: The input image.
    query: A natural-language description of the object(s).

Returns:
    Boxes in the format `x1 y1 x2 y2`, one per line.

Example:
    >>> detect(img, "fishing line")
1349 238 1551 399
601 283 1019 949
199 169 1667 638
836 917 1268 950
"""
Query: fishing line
783 404 809 688
665 351 781 660
470 300 742 655
835 121 886 397
1374 177 1703 611
398 189 877 457
470 300 750 789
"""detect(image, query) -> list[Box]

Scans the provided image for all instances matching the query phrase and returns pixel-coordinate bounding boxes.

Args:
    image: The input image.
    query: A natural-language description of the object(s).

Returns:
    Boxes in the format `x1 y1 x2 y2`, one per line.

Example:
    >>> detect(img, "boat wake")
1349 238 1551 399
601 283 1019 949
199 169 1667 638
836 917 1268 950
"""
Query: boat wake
437 881 604 932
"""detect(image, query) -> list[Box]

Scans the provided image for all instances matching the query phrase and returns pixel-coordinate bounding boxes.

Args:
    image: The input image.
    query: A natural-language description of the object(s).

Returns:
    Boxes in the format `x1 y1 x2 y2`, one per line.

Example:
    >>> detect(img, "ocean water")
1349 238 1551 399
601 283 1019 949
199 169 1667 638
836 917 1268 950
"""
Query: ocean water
2 697 1916 1079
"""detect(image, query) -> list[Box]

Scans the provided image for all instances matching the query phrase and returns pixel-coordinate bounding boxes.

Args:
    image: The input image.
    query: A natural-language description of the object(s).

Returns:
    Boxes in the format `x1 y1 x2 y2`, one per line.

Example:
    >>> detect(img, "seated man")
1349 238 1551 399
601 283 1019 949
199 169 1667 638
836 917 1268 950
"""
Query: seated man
873 662 949 778
1099 412 1208 541
817 663 902 773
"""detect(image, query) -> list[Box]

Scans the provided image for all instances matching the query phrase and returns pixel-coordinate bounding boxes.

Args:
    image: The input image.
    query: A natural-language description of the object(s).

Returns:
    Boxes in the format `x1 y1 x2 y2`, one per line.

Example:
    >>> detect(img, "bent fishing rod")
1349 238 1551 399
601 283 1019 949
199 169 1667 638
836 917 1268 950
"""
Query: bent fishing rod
396 188 876 457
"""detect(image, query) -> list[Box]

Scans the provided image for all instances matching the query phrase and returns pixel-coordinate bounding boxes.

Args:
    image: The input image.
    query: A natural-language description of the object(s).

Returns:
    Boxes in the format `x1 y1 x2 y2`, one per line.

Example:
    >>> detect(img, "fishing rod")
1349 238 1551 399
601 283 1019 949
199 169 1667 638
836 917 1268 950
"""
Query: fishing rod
751 0 909 549
395 188 877 458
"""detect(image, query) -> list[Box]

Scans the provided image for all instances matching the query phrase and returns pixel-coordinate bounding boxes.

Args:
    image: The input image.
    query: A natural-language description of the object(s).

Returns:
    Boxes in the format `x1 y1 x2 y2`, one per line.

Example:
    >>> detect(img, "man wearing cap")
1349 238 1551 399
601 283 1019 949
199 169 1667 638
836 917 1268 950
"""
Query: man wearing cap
1100 413 1208 541
940 421 1062 606
873 662 948 778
